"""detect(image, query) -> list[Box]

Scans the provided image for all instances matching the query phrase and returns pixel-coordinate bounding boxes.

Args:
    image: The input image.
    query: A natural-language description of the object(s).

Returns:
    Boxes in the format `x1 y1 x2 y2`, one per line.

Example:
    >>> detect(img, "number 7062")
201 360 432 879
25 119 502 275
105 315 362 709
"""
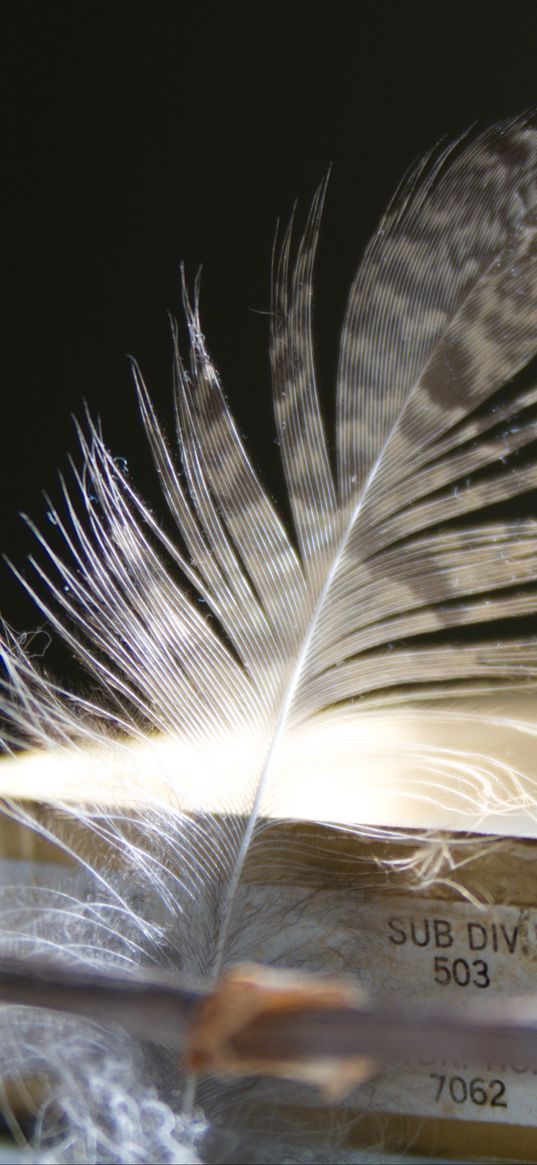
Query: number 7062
430 1073 507 1108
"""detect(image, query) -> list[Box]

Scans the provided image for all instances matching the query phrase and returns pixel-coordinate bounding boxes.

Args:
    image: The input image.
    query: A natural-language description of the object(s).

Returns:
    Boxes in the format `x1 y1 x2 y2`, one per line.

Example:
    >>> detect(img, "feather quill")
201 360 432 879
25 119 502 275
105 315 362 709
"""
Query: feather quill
1 113 537 1162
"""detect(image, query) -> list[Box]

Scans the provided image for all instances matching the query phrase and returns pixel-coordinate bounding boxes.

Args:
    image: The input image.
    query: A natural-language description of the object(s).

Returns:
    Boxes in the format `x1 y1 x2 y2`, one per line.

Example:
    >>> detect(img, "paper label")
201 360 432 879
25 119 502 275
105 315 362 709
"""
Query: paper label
5 854 537 1126
239 884 537 1125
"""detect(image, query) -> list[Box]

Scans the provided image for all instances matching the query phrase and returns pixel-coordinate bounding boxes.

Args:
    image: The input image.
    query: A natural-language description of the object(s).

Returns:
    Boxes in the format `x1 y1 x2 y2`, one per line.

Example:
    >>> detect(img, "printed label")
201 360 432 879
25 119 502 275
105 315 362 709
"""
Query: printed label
239 884 537 1125
363 897 537 1125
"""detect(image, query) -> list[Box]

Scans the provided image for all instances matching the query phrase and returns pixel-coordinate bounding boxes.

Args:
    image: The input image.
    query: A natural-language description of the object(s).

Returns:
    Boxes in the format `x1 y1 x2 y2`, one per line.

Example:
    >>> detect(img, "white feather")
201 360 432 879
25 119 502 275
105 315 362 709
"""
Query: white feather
1 113 537 1162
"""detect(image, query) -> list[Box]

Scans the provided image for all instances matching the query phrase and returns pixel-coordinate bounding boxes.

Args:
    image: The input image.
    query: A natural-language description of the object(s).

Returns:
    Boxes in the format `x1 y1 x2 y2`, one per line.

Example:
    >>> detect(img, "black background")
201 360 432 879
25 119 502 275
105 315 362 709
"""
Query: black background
2 5 537 641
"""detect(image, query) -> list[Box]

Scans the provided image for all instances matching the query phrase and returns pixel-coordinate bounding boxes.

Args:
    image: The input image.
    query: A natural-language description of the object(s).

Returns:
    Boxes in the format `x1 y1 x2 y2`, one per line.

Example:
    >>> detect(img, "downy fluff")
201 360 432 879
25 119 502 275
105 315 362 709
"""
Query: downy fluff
1 114 537 1162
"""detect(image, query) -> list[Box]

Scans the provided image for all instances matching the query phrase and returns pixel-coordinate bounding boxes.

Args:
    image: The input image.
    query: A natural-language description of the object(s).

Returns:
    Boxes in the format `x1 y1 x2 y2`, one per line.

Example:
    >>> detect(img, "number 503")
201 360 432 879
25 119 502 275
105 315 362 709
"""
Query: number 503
434 955 490 988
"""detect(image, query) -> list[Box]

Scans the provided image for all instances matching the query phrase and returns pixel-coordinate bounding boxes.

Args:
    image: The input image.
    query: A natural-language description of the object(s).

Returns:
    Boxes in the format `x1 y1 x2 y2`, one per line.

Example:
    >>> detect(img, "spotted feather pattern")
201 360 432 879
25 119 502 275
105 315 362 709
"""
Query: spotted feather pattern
0 114 537 1163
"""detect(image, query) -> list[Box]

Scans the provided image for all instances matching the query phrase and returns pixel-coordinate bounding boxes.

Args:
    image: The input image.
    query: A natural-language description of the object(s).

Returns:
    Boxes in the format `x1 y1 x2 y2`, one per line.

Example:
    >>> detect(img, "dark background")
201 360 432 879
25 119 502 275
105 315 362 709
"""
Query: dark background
2 5 537 639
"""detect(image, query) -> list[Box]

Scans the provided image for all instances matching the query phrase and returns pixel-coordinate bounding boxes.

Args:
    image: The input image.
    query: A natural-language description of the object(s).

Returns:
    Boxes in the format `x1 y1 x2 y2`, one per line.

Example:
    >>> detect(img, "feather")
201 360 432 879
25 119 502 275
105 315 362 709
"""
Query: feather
1 112 537 1162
